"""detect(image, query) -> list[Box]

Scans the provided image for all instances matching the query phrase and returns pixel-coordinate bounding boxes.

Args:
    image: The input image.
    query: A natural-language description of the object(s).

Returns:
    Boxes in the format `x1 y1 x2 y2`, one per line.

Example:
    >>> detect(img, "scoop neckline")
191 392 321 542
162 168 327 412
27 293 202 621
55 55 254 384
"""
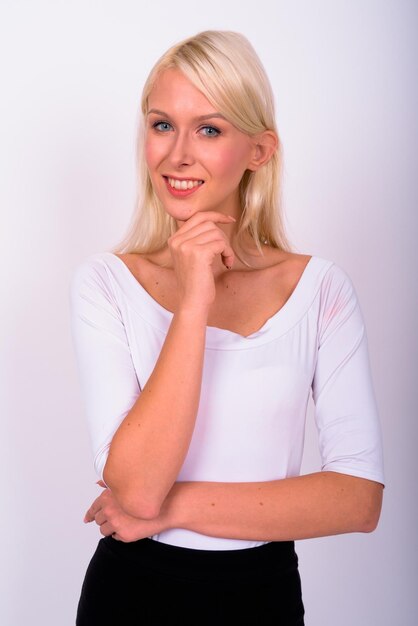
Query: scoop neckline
100 251 324 349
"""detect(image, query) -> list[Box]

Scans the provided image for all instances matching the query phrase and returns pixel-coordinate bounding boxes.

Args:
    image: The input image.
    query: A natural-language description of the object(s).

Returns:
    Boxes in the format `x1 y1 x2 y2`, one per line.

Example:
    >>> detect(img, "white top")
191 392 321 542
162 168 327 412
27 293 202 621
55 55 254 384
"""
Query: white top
69 252 385 550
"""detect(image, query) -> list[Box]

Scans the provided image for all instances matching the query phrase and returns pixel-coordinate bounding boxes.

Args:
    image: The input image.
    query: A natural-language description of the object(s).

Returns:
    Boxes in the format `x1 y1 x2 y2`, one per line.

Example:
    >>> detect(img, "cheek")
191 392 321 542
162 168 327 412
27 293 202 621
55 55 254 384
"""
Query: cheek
144 142 156 169
144 137 165 172
210 146 250 181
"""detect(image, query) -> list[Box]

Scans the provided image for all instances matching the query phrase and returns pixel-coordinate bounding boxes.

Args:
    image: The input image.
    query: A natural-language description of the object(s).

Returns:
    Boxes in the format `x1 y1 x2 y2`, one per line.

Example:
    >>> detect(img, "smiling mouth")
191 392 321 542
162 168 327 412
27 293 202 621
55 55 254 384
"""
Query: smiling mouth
164 176 204 190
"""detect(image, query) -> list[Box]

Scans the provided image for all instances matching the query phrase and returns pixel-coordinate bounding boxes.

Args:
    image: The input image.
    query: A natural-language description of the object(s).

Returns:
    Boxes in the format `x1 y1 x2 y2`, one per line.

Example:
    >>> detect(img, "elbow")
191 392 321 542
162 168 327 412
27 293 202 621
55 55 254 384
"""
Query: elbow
103 464 162 520
362 507 382 533
111 485 162 520
119 492 162 520
361 482 384 533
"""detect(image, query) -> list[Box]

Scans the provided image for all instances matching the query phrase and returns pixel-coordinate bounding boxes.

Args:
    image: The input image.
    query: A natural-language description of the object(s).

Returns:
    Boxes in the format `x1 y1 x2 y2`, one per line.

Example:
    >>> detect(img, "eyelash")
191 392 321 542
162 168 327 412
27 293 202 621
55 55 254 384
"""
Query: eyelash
151 121 221 137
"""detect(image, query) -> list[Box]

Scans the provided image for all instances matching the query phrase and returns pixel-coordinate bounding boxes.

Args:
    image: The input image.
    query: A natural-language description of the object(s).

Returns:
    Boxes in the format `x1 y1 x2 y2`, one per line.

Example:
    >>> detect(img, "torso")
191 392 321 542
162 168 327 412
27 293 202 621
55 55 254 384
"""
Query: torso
114 249 312 338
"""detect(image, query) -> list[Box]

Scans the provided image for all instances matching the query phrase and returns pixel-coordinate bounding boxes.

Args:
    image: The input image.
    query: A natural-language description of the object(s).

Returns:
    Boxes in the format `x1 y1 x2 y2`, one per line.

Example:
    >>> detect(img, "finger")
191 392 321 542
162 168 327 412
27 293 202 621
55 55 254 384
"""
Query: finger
84 507 97 523
83 497 103 523
194 236 235 268
171 220 217 243
188 234 234 268
170 225 235 268
180 230 229 249
99 521 115 537
221 252 235 269
94 510 107 526
176 212 235 232
174 235 236 270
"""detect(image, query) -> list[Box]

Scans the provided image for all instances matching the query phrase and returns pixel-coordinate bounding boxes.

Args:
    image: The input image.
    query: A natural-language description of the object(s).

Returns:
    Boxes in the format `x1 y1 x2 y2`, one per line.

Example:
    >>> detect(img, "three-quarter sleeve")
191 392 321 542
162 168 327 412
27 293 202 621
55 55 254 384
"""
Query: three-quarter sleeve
69 258 141 482
311 264 385 486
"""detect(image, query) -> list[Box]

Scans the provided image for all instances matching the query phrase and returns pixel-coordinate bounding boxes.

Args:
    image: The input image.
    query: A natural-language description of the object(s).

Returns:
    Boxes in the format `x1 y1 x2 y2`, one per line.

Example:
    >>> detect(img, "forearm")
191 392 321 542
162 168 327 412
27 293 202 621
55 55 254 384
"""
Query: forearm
166 471 384 541
103 307 207 518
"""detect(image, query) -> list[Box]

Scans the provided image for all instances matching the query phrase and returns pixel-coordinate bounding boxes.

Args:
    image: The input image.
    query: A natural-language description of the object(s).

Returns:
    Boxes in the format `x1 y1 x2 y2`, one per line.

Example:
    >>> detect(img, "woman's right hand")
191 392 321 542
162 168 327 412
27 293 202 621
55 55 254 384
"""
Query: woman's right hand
167 211 236 312
84 481 173 542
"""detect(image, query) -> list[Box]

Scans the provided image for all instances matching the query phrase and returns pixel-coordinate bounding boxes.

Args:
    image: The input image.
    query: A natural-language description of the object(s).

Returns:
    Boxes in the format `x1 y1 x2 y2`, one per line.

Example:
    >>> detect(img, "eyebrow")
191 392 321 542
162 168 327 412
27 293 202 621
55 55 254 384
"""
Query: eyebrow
147 108 227 122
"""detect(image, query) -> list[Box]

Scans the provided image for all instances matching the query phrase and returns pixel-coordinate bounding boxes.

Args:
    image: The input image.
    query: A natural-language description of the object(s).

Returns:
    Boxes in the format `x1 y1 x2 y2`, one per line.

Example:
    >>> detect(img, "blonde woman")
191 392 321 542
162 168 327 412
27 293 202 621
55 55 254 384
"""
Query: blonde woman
70 30 385 625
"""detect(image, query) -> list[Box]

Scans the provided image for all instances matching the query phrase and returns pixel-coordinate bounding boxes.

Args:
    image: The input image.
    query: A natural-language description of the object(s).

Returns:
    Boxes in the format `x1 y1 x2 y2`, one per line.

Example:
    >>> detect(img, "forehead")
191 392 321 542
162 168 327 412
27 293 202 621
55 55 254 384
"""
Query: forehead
147 68 217 115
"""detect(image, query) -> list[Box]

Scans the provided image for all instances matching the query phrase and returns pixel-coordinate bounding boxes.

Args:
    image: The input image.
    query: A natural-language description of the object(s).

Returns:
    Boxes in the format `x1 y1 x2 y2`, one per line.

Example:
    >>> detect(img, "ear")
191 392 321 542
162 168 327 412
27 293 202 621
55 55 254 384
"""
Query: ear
247 130 278 171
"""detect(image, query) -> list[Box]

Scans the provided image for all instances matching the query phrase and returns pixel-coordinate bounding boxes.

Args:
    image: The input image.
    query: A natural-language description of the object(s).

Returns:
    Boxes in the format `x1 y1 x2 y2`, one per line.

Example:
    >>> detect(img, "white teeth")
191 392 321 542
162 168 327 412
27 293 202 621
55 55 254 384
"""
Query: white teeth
168 177 203 190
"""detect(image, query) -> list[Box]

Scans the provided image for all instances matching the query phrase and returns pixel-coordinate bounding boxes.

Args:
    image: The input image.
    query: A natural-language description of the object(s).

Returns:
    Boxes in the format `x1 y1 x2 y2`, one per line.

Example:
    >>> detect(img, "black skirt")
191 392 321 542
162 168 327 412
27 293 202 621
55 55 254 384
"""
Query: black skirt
76 535 305 625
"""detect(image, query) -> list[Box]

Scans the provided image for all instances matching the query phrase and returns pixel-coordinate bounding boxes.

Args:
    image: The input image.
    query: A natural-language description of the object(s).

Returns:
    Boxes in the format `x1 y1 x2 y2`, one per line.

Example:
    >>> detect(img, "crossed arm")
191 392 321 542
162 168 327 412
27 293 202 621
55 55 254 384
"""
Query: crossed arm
75 267 384 543
85 472 384 543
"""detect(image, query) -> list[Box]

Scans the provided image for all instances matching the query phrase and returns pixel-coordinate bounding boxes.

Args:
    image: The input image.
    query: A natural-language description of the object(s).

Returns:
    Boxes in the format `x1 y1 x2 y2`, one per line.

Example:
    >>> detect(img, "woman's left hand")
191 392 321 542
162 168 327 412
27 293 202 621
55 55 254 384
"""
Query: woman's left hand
83 481 171 542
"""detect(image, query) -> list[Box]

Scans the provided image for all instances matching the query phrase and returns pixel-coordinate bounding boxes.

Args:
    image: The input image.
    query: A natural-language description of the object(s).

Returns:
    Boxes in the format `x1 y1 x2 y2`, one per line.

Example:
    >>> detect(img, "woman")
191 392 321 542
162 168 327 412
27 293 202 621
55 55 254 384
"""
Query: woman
70 30 385 625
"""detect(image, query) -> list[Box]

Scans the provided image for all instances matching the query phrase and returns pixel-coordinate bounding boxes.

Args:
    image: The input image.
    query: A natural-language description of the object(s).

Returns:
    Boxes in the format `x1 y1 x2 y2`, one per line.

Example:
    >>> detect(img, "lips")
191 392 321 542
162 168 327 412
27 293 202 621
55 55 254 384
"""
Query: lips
163 176 204 197
167 177 204 190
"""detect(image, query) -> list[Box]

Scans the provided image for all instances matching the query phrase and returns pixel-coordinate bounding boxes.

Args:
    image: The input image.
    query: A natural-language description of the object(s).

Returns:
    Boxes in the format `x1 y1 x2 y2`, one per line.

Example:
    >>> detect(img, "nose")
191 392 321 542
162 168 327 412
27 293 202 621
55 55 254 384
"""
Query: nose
168 130 195 168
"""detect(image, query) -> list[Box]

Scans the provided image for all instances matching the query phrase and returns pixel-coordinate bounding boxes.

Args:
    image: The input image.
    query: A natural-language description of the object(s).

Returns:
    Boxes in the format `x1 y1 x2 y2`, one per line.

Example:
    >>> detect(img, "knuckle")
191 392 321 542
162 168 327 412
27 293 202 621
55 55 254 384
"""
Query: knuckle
178 241 192 254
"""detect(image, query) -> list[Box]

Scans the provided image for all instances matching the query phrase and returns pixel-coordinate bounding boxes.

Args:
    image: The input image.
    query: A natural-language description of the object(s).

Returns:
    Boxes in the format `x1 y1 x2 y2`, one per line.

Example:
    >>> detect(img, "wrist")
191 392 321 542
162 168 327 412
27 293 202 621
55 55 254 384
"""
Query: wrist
174 306 209 324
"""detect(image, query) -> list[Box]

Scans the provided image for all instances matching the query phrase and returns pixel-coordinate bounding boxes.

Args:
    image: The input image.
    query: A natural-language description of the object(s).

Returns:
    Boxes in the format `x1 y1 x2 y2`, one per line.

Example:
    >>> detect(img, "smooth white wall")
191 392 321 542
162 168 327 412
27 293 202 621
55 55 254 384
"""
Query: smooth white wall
1 1 416 624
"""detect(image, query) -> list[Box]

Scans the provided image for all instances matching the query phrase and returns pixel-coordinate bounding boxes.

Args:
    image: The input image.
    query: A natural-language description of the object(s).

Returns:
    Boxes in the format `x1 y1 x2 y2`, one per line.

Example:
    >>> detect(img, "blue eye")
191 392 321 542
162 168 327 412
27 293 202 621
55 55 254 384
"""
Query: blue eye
153 121 173 132
200 126 221 137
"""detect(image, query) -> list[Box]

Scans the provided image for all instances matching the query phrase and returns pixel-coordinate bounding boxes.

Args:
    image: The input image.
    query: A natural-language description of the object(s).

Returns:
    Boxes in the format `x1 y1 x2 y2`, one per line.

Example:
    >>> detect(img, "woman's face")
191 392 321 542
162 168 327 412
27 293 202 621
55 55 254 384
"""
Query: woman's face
144 68 257 222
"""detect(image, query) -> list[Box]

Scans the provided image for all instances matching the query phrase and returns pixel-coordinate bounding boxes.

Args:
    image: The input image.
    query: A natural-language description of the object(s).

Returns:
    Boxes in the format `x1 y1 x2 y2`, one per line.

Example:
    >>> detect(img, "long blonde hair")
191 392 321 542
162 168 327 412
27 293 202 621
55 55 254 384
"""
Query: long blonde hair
111 30 294 258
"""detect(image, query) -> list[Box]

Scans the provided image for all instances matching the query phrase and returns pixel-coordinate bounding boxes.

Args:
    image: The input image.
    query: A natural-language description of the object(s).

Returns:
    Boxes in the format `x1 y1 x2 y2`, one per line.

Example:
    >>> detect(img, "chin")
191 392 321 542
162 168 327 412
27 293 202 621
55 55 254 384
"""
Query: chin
160 202 203 222
164 207 196 222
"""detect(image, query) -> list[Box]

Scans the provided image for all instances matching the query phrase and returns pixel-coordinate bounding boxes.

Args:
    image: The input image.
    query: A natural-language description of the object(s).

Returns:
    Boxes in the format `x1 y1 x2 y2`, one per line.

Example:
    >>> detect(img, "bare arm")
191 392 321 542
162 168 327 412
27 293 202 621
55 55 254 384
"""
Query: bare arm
86 472 383 542
103 308 207 518
103 212 236 518
164 472 384 541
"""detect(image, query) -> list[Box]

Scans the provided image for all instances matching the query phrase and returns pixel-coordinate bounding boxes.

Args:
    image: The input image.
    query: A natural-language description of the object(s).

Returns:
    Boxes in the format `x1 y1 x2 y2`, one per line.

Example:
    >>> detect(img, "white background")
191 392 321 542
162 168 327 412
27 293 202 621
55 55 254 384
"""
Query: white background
1 1 417 624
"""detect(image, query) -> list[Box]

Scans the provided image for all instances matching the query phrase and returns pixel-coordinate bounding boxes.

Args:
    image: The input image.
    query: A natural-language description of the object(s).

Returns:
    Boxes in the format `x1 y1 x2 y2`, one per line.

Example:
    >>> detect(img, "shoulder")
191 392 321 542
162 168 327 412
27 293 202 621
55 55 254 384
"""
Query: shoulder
69 252 120 303
111 252 170 295
275 252 360 314
275 251 313 275
312 258 365 343
279 251 356 292
71 251 111 278
316 256 357 296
